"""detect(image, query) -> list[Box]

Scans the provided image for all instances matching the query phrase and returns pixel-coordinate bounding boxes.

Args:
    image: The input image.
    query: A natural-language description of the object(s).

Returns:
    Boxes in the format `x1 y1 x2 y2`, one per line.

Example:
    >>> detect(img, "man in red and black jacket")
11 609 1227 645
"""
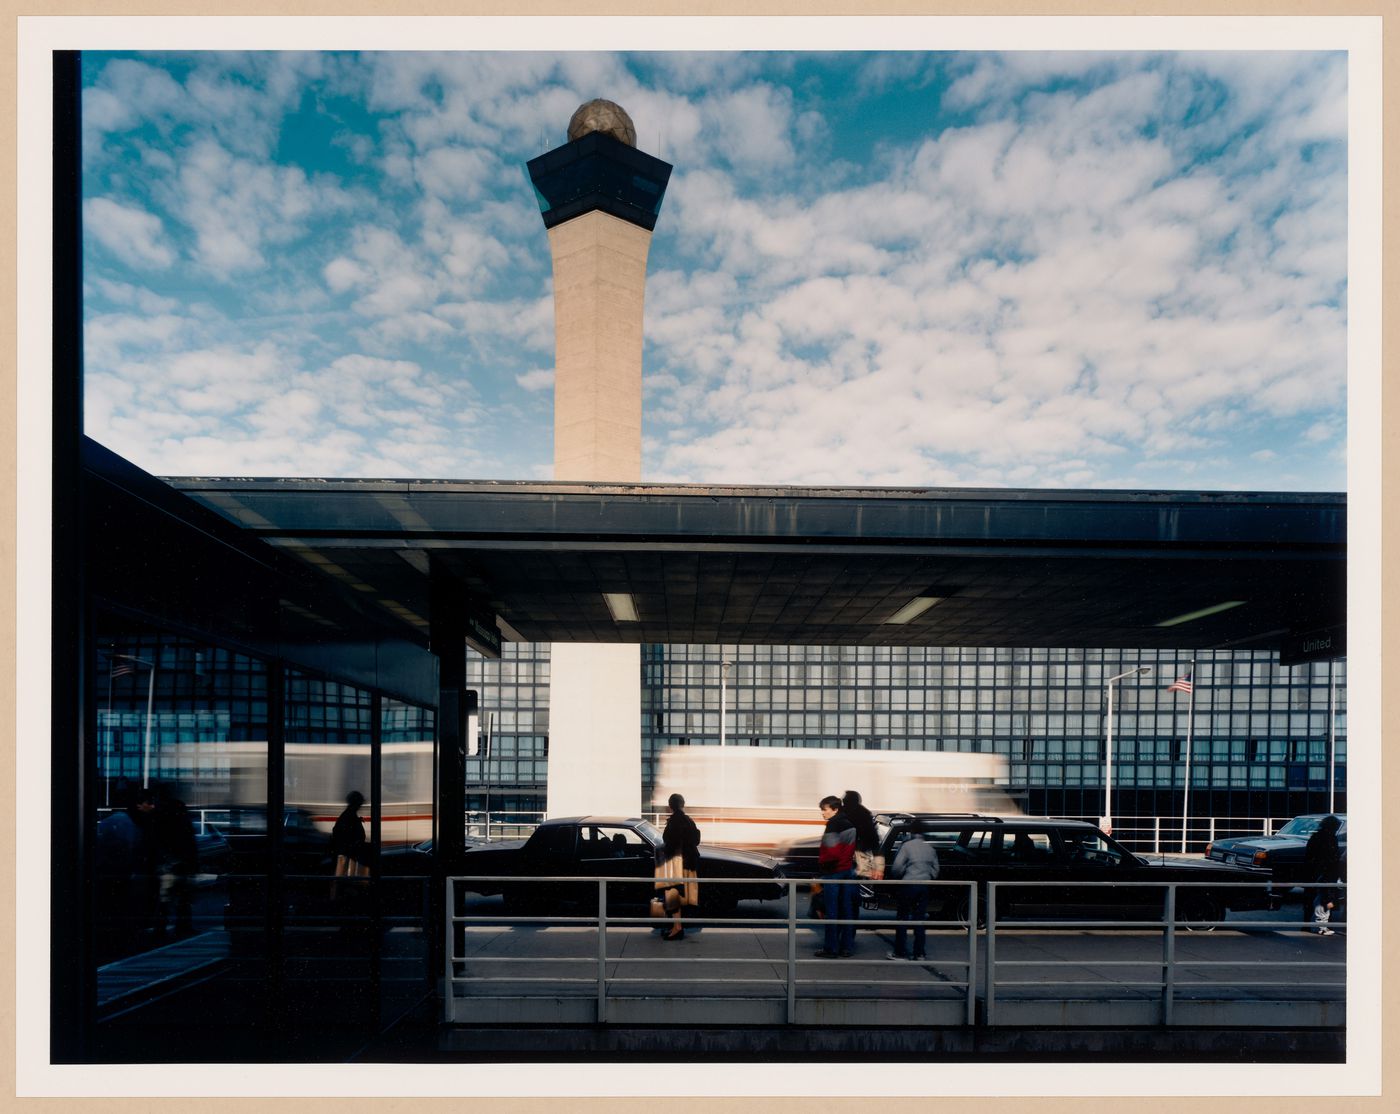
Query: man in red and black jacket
815 795 857 957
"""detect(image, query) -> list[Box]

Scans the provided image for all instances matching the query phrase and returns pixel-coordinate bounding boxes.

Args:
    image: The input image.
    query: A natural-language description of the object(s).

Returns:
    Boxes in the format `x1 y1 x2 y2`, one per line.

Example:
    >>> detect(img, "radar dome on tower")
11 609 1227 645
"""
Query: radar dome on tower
567 99 637 147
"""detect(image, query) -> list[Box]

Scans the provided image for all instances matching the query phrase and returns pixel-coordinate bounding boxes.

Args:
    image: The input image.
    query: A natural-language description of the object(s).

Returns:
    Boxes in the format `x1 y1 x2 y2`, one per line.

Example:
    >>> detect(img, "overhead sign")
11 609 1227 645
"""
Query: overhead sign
464 607 502 660
1278 624 1345 666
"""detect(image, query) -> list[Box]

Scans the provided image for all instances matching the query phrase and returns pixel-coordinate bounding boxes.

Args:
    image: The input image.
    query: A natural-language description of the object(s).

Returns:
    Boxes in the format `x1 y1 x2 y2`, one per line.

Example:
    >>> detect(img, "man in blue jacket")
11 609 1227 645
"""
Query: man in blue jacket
815 795 857 957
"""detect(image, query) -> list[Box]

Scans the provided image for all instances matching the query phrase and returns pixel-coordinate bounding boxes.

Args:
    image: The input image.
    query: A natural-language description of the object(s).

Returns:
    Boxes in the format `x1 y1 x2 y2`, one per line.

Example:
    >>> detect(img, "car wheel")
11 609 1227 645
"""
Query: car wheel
1180 893 1222 932
952 893 986 929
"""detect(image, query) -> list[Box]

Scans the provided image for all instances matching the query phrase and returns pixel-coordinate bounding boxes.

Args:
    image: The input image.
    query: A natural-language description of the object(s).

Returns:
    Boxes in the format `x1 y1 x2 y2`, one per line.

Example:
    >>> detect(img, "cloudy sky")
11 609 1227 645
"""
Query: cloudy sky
79 48 1348 490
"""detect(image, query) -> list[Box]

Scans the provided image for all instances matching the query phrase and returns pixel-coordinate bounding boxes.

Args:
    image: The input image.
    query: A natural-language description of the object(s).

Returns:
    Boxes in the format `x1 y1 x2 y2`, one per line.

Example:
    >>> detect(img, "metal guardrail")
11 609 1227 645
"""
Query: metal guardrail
443 876 977 1025
1070 815 1303 854
982 880 1347 1026
442 876 1344 1027
460 813 1317 853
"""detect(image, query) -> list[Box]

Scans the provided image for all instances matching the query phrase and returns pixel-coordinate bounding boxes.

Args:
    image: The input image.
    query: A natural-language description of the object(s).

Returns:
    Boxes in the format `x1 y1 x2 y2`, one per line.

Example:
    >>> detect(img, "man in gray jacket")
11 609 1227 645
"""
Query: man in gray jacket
887 831 939 961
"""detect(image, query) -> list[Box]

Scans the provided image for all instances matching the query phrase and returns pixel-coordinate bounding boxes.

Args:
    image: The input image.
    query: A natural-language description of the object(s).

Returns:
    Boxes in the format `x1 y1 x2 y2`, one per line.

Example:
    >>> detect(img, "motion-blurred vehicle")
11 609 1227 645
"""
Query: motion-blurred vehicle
452 815 786 916
1205 813 1347 884
652 745 1018 850
778 813 1276 929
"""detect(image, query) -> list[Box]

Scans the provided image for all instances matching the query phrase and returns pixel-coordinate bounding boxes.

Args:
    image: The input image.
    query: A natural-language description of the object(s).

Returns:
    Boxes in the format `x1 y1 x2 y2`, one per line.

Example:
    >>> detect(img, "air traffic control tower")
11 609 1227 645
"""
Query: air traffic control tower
526 100 672 816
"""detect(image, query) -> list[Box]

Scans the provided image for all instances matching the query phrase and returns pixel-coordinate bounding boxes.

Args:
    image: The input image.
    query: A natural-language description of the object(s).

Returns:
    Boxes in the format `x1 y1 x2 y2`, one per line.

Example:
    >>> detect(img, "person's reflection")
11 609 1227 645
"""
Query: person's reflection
330 790 370 900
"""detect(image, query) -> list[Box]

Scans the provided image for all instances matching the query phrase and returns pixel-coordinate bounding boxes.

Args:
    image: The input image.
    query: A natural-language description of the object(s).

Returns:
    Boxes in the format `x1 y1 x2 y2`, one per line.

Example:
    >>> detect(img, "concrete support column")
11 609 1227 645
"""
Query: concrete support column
545 642 642 819
545 212 647 815
529 103 669 820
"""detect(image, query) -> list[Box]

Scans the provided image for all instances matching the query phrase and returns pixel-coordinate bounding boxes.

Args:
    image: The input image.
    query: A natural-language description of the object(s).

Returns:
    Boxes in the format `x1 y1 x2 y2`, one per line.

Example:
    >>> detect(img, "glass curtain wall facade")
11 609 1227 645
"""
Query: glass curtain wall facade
465 644 1346 825
92 618 437 1061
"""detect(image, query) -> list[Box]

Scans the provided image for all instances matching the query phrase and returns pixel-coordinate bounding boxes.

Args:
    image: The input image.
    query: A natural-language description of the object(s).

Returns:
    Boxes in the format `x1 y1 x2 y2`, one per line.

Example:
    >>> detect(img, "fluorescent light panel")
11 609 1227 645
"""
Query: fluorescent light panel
603 592 639 622
1156 600 1246 628
884 596 942 625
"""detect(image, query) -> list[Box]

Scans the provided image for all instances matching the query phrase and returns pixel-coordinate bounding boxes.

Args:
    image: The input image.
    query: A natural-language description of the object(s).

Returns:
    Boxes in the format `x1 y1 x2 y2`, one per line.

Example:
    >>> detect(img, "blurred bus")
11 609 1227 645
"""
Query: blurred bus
652 745 1019 850
187 740 435 847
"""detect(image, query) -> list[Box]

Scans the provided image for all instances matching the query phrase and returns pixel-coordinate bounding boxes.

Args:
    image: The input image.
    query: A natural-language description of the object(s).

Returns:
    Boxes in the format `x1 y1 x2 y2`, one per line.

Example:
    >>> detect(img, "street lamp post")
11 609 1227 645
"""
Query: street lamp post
1102 665 1150 834
720 659 732 748
719 658 732 828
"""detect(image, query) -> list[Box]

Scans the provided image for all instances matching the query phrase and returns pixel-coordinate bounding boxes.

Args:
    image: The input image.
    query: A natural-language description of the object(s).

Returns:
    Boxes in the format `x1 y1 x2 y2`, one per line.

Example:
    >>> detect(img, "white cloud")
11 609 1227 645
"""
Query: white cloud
84 197 176 270
516 369 554 392
166 140 356 274
414 145 498 201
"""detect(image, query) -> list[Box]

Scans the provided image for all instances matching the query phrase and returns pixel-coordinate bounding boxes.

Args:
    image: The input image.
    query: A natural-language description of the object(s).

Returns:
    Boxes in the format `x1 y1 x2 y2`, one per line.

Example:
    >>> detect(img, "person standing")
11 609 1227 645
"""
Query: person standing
814 795 857 958
842 789 883 920
656 793 700 940
1303 814 1343 935
330 790 370 899
887 831 939 961
152 783 198 938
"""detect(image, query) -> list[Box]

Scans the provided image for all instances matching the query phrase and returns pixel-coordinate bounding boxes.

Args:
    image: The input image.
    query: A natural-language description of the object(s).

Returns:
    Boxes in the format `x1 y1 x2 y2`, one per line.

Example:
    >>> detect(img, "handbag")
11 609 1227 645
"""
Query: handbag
655 854 699 908
854 850 885 881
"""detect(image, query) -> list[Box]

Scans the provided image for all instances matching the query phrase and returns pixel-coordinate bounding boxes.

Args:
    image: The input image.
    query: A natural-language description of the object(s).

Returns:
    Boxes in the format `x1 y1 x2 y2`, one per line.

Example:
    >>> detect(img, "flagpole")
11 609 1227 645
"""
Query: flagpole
1180 660 1195 854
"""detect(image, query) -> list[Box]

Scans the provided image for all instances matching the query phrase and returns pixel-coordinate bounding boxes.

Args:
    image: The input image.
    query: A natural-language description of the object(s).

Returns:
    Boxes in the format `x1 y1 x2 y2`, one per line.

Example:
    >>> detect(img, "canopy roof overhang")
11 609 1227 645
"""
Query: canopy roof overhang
162 464 1345 655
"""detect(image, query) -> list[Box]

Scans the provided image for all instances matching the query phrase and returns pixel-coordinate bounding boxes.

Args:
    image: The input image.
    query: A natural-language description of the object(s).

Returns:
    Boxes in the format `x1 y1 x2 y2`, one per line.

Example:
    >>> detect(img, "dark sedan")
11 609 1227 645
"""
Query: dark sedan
451 816 786 916
778 813 1275 929
1205 813 1347 883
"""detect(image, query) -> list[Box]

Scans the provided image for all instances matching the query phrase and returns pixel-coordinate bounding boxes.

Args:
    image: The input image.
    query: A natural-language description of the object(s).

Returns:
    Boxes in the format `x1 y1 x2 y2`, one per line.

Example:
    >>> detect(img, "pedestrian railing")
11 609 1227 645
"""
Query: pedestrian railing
1065 815 1303 854
442 876 1344 1027
443 876 977 1025
982 880 1347 1026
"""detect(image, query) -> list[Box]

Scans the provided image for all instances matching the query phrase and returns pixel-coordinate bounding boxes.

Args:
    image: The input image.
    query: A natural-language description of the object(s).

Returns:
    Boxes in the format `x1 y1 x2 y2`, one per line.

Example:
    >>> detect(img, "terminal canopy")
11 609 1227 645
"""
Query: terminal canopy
166 467 1344 655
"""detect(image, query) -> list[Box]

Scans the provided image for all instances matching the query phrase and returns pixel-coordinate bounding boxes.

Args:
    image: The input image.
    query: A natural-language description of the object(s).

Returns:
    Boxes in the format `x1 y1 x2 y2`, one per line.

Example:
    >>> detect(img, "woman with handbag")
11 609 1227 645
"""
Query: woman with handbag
654 793 700 940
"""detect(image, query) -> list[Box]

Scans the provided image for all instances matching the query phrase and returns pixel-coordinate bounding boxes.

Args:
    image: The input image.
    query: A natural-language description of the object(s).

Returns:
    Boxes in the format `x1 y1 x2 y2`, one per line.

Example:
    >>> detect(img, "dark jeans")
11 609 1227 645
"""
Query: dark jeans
821 869 856 953
893 883 930 957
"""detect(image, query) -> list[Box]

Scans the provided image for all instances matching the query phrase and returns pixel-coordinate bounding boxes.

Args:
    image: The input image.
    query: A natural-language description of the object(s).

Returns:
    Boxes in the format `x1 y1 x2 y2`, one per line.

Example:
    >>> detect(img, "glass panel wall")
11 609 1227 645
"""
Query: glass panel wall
462 641 1346 828
92 616 270 1057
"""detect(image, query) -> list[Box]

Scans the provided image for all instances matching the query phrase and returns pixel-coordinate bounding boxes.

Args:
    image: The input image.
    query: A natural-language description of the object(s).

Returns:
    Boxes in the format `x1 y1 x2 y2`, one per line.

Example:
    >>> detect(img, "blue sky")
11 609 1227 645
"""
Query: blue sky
79 49 1348 489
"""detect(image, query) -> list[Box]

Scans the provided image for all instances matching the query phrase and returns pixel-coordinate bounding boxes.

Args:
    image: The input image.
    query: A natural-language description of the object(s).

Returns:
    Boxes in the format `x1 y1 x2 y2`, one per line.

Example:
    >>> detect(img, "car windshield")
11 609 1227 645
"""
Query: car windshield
635 820 663 847
1277 815 1344 837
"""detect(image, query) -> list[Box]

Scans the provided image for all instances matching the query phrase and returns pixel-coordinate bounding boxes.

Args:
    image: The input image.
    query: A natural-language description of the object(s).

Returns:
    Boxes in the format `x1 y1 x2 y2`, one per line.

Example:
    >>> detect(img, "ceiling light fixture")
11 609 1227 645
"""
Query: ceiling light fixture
1156 600 1247 628
603 592 639 623
883 596 942 625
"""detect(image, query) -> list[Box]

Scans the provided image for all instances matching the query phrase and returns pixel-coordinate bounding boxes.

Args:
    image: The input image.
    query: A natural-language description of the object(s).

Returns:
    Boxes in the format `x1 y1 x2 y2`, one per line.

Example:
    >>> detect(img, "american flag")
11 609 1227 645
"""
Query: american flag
110 662 136 678
1166 675 1193 694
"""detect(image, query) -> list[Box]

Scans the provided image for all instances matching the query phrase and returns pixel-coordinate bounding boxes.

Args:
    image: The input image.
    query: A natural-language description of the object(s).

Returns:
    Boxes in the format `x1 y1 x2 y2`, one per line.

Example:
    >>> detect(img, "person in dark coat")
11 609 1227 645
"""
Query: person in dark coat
1304 814 1343 935
842 789 882 919
815 795 858 958
95 784 147 955
151 783 198 937
657 793 700 940
330 790 369 898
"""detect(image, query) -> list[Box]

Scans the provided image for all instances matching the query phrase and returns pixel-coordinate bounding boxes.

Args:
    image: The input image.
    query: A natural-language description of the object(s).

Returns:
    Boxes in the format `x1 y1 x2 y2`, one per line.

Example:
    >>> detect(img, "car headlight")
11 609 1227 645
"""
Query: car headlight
1252 849 1270 865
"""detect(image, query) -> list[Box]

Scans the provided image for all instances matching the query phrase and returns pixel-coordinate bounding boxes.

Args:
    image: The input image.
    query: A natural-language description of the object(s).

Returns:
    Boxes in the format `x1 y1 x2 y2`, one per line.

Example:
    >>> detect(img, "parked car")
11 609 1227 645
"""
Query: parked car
1205 813 1347 884
221 807 333 873
192 826 231 877
451 815 787 916
777 813 1276 929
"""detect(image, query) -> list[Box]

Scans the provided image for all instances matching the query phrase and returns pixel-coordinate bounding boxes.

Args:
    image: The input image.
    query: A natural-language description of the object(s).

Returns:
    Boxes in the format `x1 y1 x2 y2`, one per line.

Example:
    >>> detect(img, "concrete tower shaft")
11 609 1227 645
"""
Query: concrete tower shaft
527 109 672 482
547 213 652 480
526 103 672 817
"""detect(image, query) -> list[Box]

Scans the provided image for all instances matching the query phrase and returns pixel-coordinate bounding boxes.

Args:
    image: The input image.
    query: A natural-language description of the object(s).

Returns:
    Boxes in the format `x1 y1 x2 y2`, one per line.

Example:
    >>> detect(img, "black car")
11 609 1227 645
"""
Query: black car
778 813 1275 928
1205 813 1347 884
453 815 787 916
